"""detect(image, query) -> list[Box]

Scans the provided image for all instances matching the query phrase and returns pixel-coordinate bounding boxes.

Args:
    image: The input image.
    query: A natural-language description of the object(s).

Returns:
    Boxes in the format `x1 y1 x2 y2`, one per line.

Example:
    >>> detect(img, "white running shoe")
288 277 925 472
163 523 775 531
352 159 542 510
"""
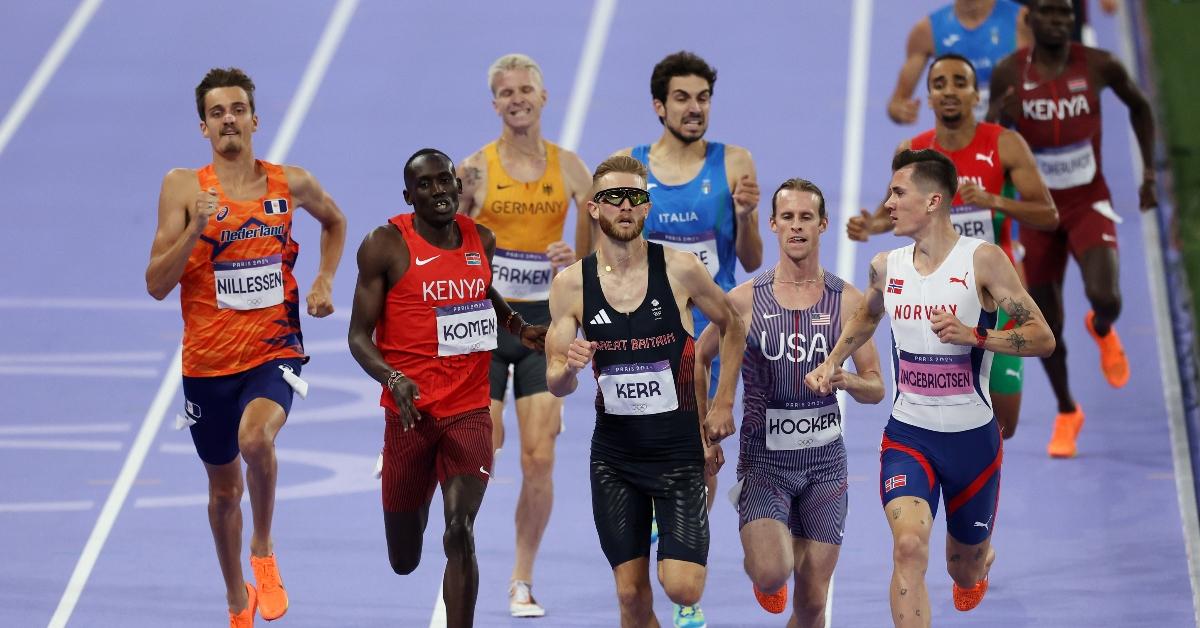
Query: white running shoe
509 580 546 618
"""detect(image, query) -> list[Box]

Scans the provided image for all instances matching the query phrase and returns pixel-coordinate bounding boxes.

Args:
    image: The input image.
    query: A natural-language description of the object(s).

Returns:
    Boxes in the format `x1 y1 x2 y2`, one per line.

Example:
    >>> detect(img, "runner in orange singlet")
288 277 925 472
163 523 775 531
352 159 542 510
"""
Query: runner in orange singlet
145 68 347 627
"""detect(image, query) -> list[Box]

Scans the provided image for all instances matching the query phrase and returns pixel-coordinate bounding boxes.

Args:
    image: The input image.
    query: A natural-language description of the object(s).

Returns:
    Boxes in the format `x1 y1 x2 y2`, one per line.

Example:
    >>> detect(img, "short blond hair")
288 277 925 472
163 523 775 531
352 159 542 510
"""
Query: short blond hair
591 155 647 190
488 53 545 95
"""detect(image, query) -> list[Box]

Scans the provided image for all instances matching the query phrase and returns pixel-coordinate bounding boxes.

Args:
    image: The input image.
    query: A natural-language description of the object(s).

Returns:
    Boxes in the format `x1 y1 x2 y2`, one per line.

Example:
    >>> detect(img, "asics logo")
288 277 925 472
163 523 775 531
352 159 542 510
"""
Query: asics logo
975 151 994 168
415 255 440 266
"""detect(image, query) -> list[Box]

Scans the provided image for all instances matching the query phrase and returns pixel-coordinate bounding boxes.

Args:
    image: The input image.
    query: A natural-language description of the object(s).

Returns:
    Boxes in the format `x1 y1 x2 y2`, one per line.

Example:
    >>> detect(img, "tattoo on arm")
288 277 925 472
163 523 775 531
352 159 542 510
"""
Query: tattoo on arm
869 264 879 286
463 166 481 188
891 507 901 520
999 296 1032 326
1007 330 1028 353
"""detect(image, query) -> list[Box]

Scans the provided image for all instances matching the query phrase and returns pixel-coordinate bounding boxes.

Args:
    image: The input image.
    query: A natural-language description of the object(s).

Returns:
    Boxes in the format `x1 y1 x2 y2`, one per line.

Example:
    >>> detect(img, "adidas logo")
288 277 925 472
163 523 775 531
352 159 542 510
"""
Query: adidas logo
590 309 613 325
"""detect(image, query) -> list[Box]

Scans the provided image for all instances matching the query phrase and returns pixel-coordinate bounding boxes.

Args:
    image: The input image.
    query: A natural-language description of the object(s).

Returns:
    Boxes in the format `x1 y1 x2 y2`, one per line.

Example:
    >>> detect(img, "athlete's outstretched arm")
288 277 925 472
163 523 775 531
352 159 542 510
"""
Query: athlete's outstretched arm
888 18 934 125
967 130 1058 230
727 146 763 272
836 284 885 405
287 166 347 317
1099 50 1158 210
477 224 546 351
929 243 1055 357
807 252 887 396
145 169 214 299
544 264 589 397
675 251 746 442
347 228 421 428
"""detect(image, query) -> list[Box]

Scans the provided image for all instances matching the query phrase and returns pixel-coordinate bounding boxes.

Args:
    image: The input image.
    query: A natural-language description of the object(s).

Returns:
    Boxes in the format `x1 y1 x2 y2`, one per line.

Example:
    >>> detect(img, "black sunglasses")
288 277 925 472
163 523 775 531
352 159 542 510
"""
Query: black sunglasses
593 187 650 207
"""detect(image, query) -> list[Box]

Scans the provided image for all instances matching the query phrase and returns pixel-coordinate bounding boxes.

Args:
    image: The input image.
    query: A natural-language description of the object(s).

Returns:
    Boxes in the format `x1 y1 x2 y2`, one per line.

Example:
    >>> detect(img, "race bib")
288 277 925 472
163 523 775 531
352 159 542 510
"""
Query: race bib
213 255 284 310
949 205 995 242
435 300 498 356
598 360 679 415
764 401 842 450
647 230 719 278
492 248 553 301
1035 140 1096 190
896 350 973 397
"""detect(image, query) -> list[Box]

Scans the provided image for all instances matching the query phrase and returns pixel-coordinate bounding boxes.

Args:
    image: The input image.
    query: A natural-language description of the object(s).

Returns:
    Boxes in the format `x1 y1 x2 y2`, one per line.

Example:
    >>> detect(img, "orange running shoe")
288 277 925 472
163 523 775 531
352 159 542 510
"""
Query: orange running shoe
753 583 788 614
1047 406 1085 458
1085 311 1130 388
953 575 989 612
251 553 289 621
230 582 256 628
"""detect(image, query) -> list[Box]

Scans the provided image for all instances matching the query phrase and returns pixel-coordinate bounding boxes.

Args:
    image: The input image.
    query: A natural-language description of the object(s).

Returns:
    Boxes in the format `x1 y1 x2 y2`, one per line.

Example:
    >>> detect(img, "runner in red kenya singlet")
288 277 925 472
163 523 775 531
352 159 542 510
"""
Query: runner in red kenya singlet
988 0 1158 458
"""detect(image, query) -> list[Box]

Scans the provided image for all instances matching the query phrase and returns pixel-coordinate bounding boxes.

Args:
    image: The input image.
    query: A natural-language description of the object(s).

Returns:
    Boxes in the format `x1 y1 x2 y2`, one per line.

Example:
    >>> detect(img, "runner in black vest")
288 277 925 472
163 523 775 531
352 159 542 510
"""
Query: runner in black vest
546 155 745 627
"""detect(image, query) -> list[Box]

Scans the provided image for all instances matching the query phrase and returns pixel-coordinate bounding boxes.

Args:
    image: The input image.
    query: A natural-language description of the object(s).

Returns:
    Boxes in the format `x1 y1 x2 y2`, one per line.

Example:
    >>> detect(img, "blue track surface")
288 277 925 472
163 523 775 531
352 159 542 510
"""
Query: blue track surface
0 2 1192 626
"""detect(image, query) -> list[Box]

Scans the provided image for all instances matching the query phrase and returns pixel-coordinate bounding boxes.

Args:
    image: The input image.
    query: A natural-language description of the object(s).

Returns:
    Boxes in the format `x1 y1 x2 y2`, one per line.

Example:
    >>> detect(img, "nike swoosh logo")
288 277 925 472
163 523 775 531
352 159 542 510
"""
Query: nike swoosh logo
763 313 782 319
1023 81 1039 90
414 255 440 266
479 466 491 476
496 184 514 190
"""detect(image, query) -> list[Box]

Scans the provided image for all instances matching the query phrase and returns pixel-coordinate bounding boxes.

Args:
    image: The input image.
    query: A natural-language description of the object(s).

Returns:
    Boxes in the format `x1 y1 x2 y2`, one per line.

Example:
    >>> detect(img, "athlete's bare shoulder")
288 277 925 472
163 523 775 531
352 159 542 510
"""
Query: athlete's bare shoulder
557 147 592 196
474 221 496 251
161 167 200 190
724 143 754 165
550 258 584 302
726 279 755 314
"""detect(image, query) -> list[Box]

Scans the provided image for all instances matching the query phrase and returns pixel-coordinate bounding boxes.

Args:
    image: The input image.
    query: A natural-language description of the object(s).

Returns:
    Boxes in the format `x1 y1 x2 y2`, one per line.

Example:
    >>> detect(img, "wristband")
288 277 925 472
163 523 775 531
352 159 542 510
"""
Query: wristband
973 325 988 349
386 370 407 390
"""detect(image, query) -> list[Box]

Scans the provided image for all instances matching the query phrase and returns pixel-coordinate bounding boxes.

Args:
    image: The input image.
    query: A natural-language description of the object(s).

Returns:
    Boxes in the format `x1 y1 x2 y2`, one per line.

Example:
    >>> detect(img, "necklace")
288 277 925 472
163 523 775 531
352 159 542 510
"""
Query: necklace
599 241 644 273
774 268 823 285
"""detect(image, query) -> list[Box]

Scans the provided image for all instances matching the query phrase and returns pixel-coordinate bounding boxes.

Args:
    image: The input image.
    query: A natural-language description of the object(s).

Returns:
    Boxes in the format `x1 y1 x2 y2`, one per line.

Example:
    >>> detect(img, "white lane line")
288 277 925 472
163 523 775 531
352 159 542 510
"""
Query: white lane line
0 0 102 157
0 297 174 310
557 0 617 151
1 501 94 513
0 351 165 364
0 439 121 452
835 0 874 284
0 423 130 435
45 346 180 628
1113 3 1200 623
0 366 159 378
268 0 358 163
45 2 359 626
830 3 873 626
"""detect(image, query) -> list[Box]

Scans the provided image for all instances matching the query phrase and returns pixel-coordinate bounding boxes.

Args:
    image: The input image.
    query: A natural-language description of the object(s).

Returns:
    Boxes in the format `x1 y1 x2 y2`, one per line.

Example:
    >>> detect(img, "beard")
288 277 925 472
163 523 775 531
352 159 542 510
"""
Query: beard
939 110 964 124
597 212 645 242
216 134 244 157
666 116 706 145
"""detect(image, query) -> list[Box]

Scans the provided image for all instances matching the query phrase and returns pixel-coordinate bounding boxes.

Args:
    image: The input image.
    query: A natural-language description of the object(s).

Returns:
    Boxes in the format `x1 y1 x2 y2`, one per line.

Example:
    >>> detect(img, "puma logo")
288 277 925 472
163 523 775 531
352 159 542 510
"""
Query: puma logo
949 272 969 289
975 151 994 168
974 515 993 530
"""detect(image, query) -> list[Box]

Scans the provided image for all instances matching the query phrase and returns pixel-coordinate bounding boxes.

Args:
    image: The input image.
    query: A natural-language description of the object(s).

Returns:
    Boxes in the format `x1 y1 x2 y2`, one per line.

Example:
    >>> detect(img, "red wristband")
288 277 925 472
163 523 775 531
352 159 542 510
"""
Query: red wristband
973 326 988 349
